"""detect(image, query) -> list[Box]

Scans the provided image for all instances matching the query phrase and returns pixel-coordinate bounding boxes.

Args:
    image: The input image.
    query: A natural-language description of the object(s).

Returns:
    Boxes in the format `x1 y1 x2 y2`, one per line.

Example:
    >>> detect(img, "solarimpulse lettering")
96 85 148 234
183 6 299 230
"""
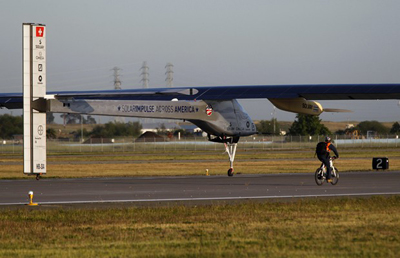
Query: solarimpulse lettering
119 105 155 113
118 105 198 113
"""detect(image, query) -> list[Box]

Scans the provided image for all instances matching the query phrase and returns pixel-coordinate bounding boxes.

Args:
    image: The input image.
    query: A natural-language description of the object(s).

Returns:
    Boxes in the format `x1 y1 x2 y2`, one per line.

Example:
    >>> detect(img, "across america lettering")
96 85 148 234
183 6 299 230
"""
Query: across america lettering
174 106 197 113
155 105 174 113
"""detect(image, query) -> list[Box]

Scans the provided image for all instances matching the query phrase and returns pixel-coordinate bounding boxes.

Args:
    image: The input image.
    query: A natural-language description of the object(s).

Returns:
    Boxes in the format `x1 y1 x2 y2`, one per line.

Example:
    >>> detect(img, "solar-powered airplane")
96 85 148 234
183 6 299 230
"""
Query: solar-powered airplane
2 23 400 179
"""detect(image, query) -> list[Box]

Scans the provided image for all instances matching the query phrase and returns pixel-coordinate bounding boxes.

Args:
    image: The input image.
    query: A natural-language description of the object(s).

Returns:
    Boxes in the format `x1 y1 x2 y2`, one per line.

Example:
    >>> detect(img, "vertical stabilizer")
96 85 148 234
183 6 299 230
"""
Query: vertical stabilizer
23 23 46 176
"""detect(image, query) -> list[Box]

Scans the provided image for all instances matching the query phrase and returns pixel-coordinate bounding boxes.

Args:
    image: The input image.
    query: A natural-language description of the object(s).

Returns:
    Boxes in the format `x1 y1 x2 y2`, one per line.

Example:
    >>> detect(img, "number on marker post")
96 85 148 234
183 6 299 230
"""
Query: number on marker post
372 157 389 170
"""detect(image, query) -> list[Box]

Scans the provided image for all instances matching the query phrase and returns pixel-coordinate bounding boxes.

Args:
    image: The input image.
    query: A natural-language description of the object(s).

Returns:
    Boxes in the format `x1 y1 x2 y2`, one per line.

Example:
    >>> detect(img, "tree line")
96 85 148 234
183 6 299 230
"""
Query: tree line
2 114 400 139
0 115 142 139
50 121 143 140
47 113 96 125
85 121 142 138
257 114 400 136
0 115 23 139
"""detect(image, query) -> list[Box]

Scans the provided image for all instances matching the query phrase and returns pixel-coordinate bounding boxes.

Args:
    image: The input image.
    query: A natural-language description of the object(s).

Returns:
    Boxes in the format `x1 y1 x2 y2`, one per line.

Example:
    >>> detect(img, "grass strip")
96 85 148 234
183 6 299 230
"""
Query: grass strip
0 158 400 179
1 149 400 178
1 158 400 178
0 196 399 257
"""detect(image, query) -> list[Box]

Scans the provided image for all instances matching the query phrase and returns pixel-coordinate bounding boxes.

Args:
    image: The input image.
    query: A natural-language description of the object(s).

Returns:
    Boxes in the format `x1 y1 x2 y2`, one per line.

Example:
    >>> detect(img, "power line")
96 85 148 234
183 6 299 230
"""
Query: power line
140 61 149 88
165 62 174 88
111 66 122 90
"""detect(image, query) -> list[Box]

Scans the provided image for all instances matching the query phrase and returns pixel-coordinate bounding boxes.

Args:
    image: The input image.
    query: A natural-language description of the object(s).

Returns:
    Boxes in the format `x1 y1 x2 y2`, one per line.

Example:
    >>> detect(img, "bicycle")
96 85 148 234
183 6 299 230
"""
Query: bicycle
315 157 339 185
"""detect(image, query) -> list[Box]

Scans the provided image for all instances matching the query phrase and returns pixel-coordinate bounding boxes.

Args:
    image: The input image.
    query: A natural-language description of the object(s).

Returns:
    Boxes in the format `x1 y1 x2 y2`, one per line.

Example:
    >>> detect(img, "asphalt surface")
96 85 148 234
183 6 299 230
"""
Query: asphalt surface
0 171 399 207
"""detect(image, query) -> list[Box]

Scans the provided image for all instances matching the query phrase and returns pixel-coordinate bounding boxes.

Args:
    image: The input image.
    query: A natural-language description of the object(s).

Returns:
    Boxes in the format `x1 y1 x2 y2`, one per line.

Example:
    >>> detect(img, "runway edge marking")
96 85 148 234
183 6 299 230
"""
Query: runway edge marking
1 192 400 206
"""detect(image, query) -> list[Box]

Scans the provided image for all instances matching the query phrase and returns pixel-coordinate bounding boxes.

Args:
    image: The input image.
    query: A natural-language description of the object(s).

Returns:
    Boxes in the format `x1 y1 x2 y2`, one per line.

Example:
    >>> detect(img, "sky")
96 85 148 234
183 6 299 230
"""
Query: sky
1 0 400 123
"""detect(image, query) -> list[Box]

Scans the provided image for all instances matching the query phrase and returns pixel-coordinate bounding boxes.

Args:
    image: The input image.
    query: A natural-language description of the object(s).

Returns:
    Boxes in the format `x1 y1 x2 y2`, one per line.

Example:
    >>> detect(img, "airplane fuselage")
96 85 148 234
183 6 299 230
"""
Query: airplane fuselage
48 98 257 137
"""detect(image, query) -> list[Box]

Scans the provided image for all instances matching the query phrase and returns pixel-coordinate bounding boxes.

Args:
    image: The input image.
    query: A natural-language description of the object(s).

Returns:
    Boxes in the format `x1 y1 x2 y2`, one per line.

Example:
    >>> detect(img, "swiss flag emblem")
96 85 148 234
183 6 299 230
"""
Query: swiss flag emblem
36 27 44 37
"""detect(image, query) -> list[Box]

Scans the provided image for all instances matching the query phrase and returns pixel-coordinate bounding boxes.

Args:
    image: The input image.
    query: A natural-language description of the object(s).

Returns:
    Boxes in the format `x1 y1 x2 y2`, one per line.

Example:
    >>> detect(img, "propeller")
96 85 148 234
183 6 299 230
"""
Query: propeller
323 108 352 113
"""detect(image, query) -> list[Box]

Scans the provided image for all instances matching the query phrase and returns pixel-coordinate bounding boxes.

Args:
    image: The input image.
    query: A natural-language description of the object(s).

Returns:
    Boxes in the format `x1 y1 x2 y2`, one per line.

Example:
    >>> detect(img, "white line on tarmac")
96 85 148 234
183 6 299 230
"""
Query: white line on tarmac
1 192 400 206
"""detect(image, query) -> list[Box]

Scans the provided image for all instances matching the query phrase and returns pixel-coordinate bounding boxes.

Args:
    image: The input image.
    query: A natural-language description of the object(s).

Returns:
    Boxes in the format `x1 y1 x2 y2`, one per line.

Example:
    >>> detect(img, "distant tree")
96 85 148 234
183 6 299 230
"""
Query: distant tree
390 122 400 134
60 113 81 125
356 121 389 135
288 114 331 136
46 128 57 139
84 115 96 124
46 113 55 124
61 114 96 125
71 128 91 140
335 129 346 135
90 122 142 138
0 114 23 139
256 118 280 135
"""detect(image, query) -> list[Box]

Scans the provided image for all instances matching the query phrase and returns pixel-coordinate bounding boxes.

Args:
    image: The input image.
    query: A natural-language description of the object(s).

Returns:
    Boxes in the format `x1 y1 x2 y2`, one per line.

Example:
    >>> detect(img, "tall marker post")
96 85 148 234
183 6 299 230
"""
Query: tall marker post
23 23 47 179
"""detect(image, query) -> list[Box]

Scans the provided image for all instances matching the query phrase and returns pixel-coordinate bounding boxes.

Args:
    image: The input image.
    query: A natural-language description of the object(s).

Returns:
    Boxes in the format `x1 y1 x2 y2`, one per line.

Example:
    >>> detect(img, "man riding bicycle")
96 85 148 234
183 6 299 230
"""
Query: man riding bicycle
315 136 339 183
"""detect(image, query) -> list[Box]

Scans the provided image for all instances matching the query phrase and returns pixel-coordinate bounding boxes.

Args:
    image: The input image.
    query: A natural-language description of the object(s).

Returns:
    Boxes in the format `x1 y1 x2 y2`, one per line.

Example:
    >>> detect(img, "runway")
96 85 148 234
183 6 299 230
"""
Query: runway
1 171 400 206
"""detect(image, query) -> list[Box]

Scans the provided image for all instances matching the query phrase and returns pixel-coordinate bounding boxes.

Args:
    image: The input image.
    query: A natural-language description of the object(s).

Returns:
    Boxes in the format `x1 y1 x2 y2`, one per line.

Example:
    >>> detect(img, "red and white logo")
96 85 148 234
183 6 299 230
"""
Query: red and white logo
205 106 213 116
36 27 44 37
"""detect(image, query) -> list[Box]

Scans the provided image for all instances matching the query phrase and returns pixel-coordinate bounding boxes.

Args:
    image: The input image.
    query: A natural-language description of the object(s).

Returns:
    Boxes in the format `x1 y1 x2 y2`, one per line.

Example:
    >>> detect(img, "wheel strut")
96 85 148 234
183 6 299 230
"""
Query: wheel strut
224 142 237 177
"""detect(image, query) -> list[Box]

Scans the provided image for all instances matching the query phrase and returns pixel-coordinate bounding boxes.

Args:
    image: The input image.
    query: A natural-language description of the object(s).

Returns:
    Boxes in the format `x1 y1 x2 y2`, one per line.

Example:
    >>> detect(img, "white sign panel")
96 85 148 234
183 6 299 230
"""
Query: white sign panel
23 23 46 175
32 25 46 98
32 112 46 173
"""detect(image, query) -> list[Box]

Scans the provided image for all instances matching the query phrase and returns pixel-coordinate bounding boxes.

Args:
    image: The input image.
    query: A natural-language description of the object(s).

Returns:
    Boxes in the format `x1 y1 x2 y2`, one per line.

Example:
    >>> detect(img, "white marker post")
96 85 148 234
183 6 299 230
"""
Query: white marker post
23 23 47 179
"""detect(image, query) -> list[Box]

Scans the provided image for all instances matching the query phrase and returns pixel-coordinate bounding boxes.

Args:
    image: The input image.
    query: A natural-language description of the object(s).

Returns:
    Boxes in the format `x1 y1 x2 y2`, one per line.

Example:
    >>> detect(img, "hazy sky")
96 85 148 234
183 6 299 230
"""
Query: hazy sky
1 0 400 122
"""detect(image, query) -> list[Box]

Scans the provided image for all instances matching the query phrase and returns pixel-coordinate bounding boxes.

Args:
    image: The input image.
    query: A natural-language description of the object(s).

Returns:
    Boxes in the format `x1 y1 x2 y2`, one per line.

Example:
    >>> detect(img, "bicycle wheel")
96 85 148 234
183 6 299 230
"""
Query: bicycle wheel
330 167 339 185
315 168 324 185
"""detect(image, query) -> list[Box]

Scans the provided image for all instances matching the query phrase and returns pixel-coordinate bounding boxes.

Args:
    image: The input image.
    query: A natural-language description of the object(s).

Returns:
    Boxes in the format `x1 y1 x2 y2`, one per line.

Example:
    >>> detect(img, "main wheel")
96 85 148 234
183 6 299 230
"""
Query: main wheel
330 167 339 185
227 168 234 177
315 168 324 185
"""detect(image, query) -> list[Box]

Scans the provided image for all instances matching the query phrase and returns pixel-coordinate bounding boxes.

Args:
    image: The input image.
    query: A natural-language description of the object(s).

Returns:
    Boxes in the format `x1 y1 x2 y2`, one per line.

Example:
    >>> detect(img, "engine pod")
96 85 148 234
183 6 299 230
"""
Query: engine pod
269 98 323 115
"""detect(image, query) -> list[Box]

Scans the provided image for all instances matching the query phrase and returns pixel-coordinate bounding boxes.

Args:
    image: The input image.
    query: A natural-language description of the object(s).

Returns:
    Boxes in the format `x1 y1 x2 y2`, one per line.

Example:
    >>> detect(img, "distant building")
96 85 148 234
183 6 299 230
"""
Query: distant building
141 122 181 133
141 122 207 136
179 124 202 134
135 131 165 142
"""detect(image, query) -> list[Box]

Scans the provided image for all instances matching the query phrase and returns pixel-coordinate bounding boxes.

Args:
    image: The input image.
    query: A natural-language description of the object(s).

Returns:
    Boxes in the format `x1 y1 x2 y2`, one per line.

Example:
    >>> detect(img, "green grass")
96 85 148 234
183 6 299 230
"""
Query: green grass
0 196 399 257
2 148 400 178
3 147 400 161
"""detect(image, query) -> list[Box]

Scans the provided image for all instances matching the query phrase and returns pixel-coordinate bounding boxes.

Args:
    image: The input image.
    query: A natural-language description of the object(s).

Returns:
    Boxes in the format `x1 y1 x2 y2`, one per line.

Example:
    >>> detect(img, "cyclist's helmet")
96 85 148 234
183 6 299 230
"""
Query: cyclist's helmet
325 136 332 143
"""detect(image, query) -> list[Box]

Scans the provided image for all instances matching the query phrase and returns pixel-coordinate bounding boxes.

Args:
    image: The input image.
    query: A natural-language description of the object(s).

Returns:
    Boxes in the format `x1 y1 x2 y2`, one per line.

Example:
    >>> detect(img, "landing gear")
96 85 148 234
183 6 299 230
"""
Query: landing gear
208 135 240 177
224 142 237 177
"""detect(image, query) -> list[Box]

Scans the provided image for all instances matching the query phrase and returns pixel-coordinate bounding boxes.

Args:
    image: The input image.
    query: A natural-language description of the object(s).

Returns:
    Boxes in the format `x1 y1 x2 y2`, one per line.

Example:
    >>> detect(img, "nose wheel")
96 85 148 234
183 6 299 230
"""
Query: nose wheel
207 135 240 177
